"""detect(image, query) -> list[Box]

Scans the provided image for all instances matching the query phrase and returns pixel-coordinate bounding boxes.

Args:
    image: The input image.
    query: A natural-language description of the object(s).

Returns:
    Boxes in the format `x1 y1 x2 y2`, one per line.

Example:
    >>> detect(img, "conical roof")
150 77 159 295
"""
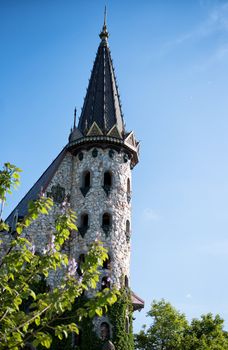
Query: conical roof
78 19 124 137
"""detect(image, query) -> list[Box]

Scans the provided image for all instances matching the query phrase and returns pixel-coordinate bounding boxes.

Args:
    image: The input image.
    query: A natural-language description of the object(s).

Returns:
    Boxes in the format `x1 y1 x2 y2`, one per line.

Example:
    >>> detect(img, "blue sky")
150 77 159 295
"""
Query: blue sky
1 0 228 332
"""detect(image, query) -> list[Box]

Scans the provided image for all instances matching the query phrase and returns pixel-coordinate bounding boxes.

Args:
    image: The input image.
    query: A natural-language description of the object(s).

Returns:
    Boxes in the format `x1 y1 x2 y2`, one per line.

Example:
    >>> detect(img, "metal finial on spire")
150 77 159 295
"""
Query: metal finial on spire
73 107 77 129
99 6 109 42
104 5 107 27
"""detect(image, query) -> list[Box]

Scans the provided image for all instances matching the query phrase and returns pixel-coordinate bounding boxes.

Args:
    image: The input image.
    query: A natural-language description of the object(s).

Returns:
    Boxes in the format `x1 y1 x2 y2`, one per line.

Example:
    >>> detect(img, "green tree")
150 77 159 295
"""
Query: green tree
135 299 228 350
135 299 187 350
0 163 118 350
184 313 228 350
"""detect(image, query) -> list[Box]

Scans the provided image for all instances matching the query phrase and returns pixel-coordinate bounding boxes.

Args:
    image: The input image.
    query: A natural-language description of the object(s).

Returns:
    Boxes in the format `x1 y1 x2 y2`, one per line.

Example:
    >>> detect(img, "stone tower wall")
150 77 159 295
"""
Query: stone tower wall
23 147 132 290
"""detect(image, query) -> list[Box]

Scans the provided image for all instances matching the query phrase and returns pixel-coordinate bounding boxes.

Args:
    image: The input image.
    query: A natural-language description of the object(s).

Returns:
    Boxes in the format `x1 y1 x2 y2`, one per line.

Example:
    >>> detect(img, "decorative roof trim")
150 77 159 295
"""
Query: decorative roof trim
107 124 122 139
86 121 104 136
124 131 136 148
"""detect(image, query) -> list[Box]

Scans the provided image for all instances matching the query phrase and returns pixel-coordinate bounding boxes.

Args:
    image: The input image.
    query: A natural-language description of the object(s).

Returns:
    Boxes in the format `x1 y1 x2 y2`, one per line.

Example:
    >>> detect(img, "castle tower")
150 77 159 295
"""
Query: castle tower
6 14 144 349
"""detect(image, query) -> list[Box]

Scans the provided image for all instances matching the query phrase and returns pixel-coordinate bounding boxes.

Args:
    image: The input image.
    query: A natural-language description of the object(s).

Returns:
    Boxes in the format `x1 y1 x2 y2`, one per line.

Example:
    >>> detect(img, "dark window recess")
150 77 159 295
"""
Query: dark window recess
125 275 129 288
78 152 83 161
101 276 111 291
127 178 131 203
103 254 111 269
77 254 85 276
109 149 114 158
103 171 112 196
80 171 91 197
102 213 111 236
92 148 98 157
100 322 110 341
126 220 131 243
78 214 89 238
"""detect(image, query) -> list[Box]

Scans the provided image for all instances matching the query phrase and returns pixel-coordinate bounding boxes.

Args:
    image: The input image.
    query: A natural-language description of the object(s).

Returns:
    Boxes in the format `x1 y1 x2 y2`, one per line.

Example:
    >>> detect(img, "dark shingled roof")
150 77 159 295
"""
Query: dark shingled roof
78 23 124 137
6 148 67 226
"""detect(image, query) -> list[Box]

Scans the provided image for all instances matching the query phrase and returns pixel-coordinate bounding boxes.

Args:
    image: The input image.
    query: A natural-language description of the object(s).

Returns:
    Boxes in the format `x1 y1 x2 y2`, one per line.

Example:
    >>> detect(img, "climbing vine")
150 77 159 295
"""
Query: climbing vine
109 288 134 350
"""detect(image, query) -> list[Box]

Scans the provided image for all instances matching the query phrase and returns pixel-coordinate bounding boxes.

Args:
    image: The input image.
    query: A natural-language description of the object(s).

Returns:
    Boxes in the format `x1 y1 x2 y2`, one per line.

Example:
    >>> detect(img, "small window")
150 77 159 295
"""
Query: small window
79 213 89 238
101 276 110 291
103 171 112 196
80 171 91 197
125 275 129 288
102 213 111 236
84 171 90 188
103 213 110 226
100 322 110 341
126 220 130 243
77 254 85 276
82 213 88 227
103 254 111 269
127 178 131 203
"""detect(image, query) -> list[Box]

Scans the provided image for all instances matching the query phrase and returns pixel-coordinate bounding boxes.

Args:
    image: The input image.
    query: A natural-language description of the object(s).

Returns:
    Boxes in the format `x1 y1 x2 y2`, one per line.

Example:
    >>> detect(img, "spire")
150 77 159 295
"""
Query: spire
78 11 125 138
99 6 109 43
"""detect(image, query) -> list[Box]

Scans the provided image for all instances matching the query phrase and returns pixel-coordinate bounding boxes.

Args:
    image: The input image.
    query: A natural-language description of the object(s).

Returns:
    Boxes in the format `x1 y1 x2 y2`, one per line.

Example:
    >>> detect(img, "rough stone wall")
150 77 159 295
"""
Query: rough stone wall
21 147 132 291
69 147 131 290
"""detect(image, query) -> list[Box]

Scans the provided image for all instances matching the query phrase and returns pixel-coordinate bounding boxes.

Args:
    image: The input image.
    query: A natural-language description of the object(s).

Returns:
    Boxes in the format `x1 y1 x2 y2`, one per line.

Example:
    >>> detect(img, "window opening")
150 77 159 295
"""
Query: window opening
78 213 89 238
80 171 91 197
102 213 111 236
126 220 131 243
101 276 111 291
100 322 110 341
125 275 129 288
103 171 112 196
127 178 131 203
103 254 111 269
77 254 85 276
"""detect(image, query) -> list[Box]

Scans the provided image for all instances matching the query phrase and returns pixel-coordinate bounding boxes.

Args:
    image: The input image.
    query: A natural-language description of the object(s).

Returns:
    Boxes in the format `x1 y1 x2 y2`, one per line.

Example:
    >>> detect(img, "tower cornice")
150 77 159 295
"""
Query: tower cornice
67 135 139 168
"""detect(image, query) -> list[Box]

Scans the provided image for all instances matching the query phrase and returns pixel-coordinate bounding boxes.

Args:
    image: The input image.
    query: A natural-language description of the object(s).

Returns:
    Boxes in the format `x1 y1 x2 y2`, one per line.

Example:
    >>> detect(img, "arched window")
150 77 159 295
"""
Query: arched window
79 213 89 238
102 213 111 236
103 171 112 196
103 254 111 269
80 171 91 197
126 220 130 243
127 178 131 203
77 254 85 276
100 322 110 341
101 276 111 291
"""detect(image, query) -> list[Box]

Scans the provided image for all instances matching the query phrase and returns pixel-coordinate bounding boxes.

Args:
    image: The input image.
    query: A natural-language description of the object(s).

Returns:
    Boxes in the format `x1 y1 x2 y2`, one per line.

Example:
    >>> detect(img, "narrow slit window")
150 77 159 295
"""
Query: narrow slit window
77 254 85 276
102 213 111 227
79 213 89 238
104 171 112 187
80 171 91 197
103 171 112 196
100 322 110 341
101 276 110 290
84 171 90 188
81 213 88 228
125 275 129 288
127 178 131 202
126 220 130 243
103 254 111 269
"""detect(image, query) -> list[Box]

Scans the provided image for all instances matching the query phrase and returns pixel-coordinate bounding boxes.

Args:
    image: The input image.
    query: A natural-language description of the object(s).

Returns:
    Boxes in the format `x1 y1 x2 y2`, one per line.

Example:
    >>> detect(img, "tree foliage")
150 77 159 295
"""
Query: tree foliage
135 299 228 350
0 163 118 350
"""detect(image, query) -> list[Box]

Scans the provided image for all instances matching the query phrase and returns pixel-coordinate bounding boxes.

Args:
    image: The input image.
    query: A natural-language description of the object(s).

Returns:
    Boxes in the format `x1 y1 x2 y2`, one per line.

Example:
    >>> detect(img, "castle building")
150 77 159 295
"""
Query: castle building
6 15 144 350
